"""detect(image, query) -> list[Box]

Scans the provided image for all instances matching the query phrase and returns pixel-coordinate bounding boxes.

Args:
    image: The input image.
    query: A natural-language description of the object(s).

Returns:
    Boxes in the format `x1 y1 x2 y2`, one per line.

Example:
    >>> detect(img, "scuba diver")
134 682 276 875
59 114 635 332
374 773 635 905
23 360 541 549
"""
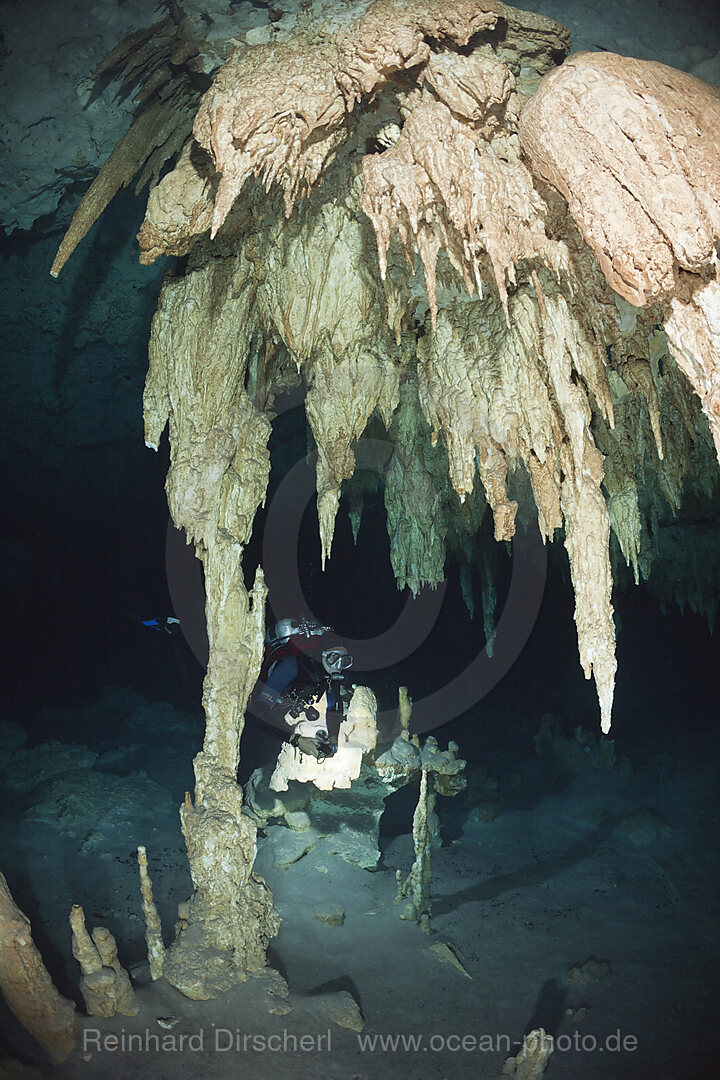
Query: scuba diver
252 617 354 762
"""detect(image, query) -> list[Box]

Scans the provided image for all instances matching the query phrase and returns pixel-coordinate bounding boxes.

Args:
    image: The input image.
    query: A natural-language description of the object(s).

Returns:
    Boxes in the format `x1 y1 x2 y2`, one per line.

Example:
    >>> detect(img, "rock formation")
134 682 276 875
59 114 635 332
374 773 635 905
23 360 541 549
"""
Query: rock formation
51 0 720 735
269 685 379 792
501 1028 554 1078
136 845 166 981
44 0 720 991
69 905 138 1018
391 734 467 930
395 768 435 932
518 50 720 456
0 874 77 1063
142 238 280 998
246 714 466 872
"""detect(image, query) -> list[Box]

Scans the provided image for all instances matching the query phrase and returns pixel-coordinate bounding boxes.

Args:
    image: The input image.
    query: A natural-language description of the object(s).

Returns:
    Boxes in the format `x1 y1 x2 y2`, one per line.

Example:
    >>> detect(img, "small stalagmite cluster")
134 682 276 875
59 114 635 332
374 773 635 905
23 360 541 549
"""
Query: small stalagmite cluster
49 0 720 997
69 906 138 1019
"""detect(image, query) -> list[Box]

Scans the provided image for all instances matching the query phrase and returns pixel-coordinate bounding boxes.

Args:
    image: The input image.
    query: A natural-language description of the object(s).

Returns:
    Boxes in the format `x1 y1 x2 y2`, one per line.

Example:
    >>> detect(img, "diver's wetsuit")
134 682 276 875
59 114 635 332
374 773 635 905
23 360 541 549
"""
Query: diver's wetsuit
251 637 346 754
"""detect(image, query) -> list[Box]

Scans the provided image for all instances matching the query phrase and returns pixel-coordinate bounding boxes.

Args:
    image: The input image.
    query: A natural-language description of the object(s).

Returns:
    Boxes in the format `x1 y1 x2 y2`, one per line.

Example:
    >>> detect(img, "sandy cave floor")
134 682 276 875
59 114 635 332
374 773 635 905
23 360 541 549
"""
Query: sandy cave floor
1 688 719 1079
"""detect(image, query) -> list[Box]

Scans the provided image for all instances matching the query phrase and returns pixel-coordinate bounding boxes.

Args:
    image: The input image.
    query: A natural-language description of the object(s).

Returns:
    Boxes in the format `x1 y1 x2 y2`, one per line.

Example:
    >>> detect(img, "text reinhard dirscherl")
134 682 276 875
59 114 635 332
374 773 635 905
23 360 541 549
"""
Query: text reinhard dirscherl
82 1028 333 1053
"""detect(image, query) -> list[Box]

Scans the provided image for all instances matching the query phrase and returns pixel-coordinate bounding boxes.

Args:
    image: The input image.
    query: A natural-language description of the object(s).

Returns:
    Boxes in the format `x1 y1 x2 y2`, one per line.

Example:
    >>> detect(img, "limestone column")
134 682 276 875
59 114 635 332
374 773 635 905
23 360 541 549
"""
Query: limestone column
0 872 77 1063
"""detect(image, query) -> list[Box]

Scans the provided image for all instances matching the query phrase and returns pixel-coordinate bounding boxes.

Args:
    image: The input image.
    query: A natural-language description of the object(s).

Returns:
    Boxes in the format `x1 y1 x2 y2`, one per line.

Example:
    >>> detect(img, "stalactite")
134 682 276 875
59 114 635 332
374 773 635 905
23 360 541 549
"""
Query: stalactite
256 189 401 562
560 464 617 735
51 0 720 763
305 347 400 565
360 77 569 328
518 50 720 458
664 280 720 460
480 548 498 657
51 7 207 277
384 377 449 594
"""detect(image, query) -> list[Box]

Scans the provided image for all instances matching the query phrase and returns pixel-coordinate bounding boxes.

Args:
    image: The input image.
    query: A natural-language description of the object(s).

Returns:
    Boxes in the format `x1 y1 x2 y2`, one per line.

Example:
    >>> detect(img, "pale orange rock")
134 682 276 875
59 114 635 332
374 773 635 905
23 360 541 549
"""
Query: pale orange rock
518 51 720 307
193 39 347 229
54 0 719 747
361 69 569 326
0 874 77 1063
663 278 720 460
518 51 720 461
336 0 504 102
137 140 217 265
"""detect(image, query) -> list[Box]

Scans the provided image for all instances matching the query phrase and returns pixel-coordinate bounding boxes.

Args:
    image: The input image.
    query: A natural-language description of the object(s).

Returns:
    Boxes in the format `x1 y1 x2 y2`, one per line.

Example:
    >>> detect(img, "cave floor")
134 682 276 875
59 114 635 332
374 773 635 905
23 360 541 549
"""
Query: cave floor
1 690 719 1079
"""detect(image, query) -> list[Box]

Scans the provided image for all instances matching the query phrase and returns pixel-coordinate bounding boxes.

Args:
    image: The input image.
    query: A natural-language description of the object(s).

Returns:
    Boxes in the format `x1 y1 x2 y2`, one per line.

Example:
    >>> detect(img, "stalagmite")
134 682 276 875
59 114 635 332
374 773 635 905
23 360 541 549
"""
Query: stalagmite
69 905 137 1018
136 846 165 981
0 873 77 1063
163 564 280 1000
29 1 720 1054
396 768 434 933
502 1029 554 1078
397 686 412 734
394 736 466 931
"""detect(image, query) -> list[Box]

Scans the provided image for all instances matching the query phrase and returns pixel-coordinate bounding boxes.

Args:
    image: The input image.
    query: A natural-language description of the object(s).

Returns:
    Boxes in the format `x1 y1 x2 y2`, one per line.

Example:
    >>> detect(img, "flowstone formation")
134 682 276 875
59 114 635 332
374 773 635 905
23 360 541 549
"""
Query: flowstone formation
50 0 720 993
518 51 720 457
